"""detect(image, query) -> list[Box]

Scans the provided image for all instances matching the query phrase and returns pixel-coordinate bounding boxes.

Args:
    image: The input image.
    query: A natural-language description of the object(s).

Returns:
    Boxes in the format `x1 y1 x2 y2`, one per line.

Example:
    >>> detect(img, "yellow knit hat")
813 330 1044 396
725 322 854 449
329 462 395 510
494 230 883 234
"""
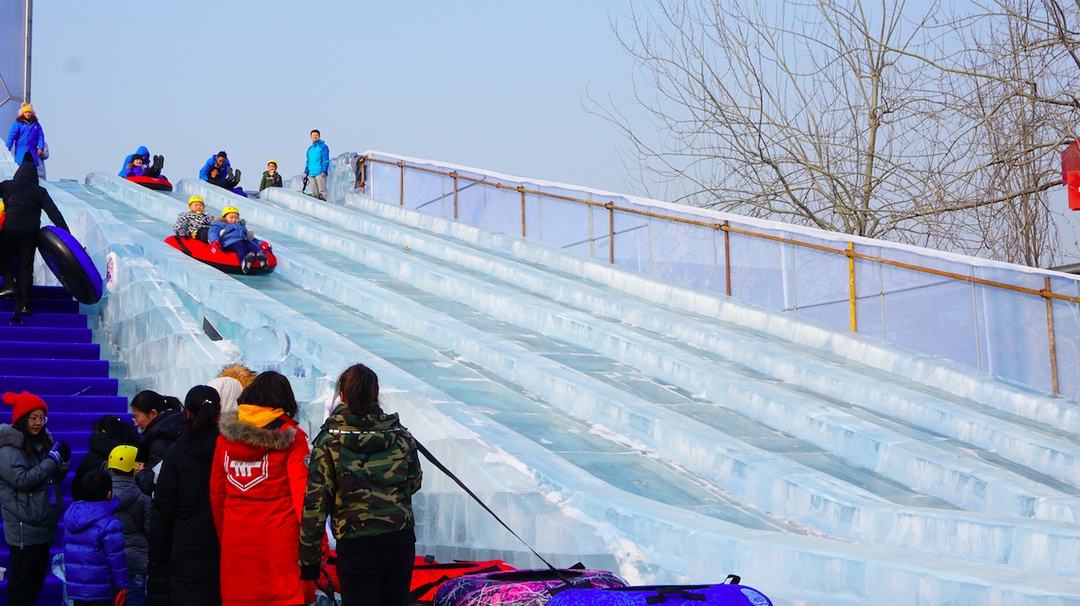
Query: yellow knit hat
19 103 33 115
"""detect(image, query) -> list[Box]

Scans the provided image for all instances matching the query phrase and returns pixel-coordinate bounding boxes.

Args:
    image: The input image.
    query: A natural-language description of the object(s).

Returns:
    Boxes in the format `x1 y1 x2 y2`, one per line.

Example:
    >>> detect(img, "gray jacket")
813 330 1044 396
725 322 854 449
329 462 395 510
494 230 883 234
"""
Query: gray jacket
0 424 67 546
111 473 151 574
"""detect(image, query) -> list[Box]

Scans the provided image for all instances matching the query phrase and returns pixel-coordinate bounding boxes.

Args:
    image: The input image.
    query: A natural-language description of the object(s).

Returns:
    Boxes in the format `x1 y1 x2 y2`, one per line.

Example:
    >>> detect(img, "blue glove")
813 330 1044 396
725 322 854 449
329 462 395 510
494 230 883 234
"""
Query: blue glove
47 441 69 464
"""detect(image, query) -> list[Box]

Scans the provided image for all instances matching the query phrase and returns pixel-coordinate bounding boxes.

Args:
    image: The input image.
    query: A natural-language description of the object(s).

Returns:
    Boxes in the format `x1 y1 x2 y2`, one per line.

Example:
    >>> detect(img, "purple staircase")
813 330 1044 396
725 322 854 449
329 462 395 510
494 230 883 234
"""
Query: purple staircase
0 285 125 604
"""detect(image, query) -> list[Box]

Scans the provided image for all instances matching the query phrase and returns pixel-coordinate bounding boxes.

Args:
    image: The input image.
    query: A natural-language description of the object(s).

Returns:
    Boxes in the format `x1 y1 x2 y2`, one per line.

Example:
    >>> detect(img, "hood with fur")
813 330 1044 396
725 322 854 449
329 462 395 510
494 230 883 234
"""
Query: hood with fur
218 410 297 457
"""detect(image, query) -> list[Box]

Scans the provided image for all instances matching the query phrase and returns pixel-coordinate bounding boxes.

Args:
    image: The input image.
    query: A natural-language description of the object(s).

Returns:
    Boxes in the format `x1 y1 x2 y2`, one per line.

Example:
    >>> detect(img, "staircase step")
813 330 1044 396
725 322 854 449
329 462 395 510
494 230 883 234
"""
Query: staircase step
0 299 80 314
0 284 74 299
0 326 92 343
0 359 109 378
0 341 100 360
35 395 127 413
0 312 86 328
0 376 118 396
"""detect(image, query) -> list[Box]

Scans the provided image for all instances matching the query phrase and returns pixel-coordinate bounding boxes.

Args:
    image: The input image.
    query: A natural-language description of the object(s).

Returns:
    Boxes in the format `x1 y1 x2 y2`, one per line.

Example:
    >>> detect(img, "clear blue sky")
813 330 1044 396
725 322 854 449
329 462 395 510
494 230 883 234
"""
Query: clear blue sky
26 0 1080 265
31 0 644 194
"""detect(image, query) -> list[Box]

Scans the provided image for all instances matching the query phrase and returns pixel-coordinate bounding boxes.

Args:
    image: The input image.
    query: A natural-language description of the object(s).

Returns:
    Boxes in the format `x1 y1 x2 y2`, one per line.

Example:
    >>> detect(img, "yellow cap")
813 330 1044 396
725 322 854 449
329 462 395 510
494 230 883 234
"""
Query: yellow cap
221 206 240 217
107 445 139 473
188 196 204 207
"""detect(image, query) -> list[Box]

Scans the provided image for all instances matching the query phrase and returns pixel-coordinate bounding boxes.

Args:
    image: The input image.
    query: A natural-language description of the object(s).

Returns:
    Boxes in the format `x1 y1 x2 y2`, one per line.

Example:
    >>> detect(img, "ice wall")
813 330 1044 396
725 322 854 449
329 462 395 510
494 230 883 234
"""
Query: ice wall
12 161 1079 605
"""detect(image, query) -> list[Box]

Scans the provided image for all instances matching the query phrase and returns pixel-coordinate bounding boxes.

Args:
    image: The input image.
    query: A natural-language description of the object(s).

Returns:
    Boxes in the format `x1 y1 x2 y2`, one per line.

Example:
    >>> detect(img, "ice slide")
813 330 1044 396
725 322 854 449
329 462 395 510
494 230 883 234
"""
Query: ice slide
24 163 1080 605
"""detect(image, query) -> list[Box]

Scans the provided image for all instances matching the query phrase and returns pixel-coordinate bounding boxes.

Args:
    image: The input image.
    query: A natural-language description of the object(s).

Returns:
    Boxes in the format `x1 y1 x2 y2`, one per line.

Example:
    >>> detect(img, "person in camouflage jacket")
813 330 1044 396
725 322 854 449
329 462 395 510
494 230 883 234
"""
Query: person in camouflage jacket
299 364 422 606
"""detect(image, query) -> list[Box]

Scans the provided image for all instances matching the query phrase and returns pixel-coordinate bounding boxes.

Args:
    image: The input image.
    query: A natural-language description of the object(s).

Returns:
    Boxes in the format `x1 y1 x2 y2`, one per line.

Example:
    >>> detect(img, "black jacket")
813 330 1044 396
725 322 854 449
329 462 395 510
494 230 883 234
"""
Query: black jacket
149 426 222 605
0 152 68 233
135 409 184 495
72 432 133 502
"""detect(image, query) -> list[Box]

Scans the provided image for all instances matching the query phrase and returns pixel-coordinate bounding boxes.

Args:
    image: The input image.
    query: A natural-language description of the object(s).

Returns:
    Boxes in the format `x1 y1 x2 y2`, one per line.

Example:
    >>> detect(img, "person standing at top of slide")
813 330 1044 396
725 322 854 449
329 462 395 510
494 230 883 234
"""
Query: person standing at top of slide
304 130 329 200
6 104 45 178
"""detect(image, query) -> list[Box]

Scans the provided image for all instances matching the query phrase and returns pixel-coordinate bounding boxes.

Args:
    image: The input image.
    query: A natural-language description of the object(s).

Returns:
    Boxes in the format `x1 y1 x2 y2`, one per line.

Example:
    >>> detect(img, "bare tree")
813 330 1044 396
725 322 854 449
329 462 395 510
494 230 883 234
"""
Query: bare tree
597 0 1080 266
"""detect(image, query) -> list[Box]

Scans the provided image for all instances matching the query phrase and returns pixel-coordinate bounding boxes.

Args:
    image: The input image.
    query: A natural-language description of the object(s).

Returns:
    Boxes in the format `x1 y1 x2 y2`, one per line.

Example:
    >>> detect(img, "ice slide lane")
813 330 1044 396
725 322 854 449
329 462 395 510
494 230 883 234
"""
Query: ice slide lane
65 173 1080 600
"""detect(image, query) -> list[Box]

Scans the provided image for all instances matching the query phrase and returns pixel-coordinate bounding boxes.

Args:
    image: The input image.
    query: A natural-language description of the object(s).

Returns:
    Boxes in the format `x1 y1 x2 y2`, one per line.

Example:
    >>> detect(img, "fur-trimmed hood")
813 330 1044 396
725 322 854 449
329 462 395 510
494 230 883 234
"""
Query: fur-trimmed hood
0 423 53 450
218 410 297 452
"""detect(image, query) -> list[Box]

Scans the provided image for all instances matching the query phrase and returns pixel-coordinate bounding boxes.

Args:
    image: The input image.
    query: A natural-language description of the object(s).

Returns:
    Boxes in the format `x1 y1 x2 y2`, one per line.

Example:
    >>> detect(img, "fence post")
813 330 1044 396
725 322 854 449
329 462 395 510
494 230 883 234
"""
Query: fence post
520 187 527 237
1044 277 1060 395
606 202 615 264
849 242 857 332
452 173 459 220
724 221 731 296
398 161 405 206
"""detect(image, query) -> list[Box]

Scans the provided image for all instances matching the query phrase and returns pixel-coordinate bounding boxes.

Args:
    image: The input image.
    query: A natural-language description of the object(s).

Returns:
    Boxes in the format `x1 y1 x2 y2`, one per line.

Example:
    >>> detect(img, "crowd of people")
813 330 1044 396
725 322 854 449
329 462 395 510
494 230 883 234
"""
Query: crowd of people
0 363 423 606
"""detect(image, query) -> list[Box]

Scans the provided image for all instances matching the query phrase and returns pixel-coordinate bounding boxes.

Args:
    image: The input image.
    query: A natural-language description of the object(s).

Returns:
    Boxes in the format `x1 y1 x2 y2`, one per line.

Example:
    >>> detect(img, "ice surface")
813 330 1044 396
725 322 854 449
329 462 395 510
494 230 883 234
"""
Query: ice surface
3 156 1076 604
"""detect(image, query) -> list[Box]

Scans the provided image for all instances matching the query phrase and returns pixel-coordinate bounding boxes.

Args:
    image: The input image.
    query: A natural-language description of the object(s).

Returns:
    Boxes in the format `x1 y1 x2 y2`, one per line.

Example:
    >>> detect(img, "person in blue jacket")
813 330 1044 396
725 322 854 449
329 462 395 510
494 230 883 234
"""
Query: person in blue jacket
200 151 234 180
303 130 330 200
118 146 150 177
209 206 267 273
6 104 44 174
63 469 129 606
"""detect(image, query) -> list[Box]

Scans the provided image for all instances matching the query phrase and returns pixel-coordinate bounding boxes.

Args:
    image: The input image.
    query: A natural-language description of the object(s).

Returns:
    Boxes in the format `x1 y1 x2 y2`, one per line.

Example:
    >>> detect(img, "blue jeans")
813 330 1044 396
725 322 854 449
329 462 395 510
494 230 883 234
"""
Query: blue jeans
125 573 147 606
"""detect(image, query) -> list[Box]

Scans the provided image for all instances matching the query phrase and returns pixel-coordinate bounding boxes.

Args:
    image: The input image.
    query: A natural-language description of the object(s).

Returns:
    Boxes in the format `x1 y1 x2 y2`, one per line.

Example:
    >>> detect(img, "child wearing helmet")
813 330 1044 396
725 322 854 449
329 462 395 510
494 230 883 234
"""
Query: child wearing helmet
259 160 283 191
172 196 214 242
209 206 267 273
108 445 151 606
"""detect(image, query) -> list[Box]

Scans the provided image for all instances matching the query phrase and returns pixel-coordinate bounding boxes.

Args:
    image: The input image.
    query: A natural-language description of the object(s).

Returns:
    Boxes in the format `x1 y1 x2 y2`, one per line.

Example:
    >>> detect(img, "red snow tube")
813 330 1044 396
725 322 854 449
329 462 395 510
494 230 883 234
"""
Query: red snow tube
432 568 628 606
164 235 276 275
126 174 173 191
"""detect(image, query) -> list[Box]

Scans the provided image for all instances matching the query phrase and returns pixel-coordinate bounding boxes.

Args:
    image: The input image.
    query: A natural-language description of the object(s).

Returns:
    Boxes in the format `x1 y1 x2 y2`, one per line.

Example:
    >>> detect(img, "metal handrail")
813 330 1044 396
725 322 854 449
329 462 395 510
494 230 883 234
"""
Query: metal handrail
359 155 1076 394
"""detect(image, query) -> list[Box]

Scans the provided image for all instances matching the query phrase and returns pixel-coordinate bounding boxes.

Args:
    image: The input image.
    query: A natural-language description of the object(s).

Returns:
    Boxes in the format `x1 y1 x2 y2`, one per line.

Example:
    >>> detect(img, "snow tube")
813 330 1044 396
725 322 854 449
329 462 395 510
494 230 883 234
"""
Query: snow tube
125 174 173 191
37 226 103 304
411 558 517 603
164 235 277 275
545 581 774 606
432 568 628 606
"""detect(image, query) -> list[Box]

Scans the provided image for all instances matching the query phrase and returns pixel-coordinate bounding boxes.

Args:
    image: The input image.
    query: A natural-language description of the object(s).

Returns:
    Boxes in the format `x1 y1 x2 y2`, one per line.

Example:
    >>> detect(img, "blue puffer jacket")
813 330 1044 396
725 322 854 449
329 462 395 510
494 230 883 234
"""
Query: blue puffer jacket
63 497 129 601
211 221 252 248
305 139 329 176
199 155 231 180
119 146 149 177
6 118 44 168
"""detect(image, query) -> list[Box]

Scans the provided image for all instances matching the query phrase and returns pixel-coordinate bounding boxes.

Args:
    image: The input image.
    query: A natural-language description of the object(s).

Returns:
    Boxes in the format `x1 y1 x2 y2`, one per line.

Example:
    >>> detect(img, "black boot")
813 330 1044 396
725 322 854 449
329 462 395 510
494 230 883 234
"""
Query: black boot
148 155 164 178
229 169 242 189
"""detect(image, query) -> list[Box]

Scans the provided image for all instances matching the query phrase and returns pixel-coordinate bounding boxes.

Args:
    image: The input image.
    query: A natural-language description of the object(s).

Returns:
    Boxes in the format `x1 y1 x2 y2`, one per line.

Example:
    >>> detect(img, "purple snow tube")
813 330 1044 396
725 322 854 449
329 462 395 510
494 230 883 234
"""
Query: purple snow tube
433 568 628 606
37 226 103 304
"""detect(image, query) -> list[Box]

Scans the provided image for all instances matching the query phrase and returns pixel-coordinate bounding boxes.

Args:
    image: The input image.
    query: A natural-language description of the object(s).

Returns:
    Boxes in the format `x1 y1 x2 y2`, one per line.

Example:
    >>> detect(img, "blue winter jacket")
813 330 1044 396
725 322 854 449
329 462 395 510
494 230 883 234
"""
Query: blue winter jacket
7 118 44 168
305 139 329 176
200 155 231 180
211 221 251 248
119 146 150 177
63 497 129 601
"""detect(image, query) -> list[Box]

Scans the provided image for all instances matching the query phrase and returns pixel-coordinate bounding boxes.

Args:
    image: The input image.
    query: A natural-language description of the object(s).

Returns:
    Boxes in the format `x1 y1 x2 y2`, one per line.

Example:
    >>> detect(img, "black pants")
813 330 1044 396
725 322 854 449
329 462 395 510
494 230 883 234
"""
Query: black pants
0 230 38 309
7 542 52 606
336 542 415 606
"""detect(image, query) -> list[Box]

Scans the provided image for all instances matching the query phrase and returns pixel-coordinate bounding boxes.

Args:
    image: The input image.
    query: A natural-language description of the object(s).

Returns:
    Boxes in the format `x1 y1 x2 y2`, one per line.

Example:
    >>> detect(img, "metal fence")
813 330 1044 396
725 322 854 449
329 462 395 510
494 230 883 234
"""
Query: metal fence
346 152 1080 401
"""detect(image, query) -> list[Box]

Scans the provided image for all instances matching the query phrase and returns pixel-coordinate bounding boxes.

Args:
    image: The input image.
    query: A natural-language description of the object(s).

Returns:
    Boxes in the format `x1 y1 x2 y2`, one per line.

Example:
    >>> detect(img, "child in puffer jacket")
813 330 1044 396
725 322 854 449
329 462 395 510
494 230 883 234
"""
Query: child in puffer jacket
209 206 268 274
173 195 214 241
108 445 150 606
63 469 129 606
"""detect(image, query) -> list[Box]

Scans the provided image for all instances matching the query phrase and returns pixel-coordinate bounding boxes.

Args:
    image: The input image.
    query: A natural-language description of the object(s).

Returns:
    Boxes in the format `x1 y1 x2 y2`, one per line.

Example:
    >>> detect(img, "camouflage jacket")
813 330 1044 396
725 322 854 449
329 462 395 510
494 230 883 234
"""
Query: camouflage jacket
299 405 422 568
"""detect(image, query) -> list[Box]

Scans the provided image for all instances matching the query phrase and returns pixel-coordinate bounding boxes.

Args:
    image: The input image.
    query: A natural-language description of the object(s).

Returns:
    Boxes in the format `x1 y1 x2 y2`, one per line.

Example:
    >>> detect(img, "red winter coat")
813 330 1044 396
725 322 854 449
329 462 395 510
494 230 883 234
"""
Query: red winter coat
210 406 310 606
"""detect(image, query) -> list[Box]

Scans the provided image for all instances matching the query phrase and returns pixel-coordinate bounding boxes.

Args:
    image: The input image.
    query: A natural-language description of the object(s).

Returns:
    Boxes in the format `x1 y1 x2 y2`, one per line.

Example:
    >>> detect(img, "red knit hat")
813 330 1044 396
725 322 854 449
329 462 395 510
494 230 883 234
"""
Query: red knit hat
3 391 47 424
